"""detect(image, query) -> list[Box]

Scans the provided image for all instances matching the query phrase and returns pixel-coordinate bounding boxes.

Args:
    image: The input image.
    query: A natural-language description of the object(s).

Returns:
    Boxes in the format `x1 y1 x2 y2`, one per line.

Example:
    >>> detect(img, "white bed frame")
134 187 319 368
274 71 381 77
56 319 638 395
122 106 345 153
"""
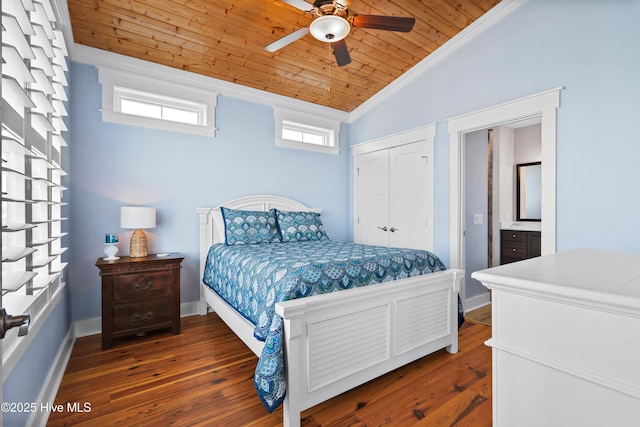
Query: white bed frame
197 195 463 427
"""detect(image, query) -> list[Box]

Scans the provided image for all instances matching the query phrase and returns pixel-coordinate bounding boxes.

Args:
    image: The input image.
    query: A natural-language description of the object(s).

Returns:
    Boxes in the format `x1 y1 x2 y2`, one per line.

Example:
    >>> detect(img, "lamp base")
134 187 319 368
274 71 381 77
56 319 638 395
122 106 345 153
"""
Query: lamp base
130 229 148 258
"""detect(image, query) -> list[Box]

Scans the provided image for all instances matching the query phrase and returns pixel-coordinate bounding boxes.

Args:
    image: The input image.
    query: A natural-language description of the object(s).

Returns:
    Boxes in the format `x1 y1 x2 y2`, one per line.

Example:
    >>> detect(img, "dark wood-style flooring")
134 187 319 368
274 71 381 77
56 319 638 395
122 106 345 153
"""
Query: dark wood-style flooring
48 314 491 426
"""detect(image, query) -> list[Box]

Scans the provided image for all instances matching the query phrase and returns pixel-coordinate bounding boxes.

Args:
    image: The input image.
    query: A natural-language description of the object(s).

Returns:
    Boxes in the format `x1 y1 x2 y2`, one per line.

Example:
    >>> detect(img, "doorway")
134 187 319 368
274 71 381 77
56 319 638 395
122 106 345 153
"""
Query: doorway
463 121 542 310
448 88 561 308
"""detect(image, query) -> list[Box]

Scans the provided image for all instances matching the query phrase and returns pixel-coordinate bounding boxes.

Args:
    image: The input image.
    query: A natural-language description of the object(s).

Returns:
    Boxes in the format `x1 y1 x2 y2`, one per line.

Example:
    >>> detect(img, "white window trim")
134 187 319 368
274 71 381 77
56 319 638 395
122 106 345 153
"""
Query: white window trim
274 107 341 155
98 66 218 137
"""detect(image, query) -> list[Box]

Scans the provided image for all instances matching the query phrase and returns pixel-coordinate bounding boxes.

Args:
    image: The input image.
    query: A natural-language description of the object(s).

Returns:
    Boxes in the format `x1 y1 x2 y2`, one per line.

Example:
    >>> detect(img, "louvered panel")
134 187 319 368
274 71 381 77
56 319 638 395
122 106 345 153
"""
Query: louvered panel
52 64 68 85
31 24 55 58
52 30 69 57
2 46 35 85
395 289 450 355
31 1 55 39
31 68 54 93
31 47 55 76
4 0 35 35
2 15 35 59
307 304 390 391
52 82 68 101
52 47 68 71
52 99 68 116
34 0 57 23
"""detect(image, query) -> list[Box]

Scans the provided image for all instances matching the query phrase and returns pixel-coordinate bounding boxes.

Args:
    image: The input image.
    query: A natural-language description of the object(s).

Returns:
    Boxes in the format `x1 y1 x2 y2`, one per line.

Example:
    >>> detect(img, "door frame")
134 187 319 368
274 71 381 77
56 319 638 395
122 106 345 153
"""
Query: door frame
448 88 561 302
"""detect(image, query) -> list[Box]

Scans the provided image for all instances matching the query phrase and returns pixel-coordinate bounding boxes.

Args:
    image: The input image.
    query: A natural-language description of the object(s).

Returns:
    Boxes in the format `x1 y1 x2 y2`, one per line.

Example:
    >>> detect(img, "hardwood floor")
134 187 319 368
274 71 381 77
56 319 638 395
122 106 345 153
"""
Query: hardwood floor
48 314 491 426
465 304 492 327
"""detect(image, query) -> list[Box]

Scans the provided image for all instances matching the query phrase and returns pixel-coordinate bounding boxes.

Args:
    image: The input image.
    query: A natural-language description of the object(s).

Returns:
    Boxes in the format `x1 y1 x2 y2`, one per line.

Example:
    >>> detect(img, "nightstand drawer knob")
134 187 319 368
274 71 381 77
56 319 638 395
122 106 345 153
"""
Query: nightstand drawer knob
133 311 153 321
135 280 153 290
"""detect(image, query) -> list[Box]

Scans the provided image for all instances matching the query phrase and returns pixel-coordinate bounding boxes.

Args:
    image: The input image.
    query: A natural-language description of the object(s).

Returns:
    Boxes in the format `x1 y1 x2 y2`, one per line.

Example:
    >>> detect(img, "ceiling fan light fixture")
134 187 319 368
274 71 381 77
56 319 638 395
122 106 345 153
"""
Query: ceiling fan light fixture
309 15 350 42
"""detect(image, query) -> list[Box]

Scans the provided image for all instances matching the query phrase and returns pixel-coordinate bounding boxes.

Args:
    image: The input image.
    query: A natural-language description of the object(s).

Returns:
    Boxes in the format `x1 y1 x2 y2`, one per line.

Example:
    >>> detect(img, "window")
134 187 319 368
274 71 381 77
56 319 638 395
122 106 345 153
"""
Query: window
99 67 218 137
274 107 341 155
115 86 205 126
2 0 68 367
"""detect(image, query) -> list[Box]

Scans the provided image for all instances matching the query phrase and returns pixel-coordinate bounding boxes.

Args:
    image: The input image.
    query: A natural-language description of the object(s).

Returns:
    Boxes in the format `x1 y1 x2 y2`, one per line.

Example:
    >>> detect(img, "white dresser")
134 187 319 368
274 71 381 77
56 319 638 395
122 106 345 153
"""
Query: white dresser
472 249 640 427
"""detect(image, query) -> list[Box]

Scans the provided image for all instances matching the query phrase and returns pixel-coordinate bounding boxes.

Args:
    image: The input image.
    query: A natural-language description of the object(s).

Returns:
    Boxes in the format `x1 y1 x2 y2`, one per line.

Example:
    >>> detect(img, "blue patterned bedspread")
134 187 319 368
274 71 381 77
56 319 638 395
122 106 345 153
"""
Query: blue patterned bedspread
202 240 447 412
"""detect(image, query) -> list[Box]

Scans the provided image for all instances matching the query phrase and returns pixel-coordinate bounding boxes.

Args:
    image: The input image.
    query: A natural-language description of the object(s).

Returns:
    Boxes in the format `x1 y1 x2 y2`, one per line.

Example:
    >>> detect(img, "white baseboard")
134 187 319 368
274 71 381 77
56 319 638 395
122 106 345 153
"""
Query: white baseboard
28 326 76 427
464 292 491 313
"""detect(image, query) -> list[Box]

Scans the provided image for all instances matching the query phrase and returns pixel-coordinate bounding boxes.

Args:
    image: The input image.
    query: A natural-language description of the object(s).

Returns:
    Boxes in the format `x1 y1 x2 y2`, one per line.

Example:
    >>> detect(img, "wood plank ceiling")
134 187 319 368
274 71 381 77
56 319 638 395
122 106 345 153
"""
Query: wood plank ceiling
67 0 501 112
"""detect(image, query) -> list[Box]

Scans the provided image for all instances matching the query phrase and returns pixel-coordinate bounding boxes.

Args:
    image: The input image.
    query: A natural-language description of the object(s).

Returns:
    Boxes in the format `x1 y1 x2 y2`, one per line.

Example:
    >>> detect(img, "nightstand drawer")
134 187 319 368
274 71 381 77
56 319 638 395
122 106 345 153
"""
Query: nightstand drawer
113 298 172 332
113 271 172 301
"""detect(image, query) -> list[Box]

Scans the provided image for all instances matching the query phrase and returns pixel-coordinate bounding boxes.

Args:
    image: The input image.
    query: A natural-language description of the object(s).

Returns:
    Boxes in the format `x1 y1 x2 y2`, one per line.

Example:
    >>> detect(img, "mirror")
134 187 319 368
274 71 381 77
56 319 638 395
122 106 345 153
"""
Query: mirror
516 162 542 221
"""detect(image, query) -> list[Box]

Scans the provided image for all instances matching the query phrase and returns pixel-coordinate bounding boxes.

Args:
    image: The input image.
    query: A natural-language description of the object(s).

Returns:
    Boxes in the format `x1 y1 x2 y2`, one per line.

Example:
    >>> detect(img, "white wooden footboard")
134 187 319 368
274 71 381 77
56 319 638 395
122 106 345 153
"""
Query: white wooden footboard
197 196 462 427
276 269 462 427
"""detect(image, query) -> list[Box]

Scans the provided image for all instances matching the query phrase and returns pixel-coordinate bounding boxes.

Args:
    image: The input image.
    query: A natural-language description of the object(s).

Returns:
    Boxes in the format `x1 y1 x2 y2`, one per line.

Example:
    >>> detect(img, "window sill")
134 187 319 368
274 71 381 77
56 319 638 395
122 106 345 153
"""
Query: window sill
101 110 216 137
275 138 340 155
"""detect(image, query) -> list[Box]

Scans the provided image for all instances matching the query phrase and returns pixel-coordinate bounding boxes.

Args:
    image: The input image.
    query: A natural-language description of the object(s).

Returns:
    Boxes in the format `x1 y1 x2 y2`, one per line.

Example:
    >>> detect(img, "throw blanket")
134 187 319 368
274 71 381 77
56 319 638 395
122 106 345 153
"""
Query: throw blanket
202 240 447 412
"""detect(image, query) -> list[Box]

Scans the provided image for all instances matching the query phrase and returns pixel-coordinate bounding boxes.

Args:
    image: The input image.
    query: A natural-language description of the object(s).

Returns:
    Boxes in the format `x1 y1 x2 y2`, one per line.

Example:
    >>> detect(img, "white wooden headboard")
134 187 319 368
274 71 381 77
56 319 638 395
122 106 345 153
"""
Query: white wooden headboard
197 194 322 285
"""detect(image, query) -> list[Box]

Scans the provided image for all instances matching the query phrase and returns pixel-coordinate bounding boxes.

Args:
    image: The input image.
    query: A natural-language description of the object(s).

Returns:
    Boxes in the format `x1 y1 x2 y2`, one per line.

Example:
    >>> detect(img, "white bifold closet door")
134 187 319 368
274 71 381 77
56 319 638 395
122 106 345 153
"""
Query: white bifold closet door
355 140 433 251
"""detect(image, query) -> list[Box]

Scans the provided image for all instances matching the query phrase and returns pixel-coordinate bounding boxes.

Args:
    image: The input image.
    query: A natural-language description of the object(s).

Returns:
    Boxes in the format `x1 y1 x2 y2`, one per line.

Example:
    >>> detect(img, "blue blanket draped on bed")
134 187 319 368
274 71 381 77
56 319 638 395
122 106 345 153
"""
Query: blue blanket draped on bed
202 240 448 412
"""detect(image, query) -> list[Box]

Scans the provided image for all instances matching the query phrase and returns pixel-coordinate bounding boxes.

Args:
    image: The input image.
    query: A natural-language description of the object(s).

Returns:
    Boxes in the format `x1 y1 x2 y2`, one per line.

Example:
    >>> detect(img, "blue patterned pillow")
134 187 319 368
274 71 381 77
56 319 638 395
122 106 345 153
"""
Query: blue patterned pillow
221 207 281 245
276 210 329 242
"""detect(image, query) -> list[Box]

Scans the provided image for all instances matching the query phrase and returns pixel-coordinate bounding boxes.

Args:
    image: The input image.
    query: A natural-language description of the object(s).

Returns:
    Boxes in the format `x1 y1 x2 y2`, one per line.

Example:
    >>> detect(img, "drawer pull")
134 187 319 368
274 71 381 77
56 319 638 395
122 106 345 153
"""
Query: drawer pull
512 248 517 252
135 280 153 290
133 311 153 321
512 234 517 238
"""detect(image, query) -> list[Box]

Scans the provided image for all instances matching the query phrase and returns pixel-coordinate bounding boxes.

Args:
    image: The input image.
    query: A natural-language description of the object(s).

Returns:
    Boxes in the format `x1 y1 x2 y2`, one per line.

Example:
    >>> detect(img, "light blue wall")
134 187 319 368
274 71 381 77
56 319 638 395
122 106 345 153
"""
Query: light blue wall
464 130 489 300
69 63 350 322
350 0 640 263
2 287 71 427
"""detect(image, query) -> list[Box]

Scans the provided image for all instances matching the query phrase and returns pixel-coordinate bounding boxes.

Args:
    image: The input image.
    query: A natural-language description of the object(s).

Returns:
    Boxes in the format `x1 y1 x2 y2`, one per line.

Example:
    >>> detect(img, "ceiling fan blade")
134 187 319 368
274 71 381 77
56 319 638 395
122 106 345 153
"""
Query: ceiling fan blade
351 15 416 32
278 0 313 12
265 27 310 52
332 39 351 67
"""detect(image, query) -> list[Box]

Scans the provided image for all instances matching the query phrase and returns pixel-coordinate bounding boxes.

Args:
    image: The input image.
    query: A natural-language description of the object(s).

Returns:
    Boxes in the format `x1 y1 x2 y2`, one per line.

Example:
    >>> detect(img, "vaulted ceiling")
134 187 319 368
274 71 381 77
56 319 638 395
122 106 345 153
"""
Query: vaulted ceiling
67 0 501 112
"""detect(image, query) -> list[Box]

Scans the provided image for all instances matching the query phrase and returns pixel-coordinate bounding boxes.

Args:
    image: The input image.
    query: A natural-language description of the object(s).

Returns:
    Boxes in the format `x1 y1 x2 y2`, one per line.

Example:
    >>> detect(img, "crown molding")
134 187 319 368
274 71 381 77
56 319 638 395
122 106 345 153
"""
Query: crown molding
56 0 526 124
70 44 350 123
348 0 529 122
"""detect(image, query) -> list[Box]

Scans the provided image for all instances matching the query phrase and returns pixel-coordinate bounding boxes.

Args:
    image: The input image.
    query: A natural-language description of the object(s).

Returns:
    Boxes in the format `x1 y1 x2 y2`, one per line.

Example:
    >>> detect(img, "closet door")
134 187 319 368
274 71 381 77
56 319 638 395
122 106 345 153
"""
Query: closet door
354 124 435 251
355 149 389 246
388 142 433 250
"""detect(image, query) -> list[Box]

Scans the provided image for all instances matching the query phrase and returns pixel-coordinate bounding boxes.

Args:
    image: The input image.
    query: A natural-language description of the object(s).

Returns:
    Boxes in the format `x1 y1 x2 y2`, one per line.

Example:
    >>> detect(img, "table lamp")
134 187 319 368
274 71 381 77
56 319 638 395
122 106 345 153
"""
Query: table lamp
121 207 156 258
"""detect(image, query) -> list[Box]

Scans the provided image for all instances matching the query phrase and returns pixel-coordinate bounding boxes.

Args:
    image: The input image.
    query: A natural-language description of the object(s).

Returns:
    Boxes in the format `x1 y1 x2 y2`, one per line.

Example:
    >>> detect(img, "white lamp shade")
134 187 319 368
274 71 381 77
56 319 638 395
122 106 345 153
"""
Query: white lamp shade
121 207 156 229
309 15 351 42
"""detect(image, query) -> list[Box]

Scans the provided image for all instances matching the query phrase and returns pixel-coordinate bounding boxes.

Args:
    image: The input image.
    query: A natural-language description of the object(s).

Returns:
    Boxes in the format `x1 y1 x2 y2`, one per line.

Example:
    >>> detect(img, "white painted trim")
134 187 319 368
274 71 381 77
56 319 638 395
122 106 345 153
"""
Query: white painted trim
349 0 529 121
464 292 491 313
351 123 436 155
274 107 341 155
97 66 218 137
73 317 101 338
28 327 76 427
1 284 65 382
448 88 561 273
60 0 525 122
72 44 350 123
51 0 73 47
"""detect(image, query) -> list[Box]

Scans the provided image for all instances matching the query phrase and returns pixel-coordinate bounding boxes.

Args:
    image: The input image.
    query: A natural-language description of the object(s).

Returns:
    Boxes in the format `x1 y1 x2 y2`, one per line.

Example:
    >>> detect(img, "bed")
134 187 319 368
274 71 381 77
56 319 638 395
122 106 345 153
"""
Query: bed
197 195 463 427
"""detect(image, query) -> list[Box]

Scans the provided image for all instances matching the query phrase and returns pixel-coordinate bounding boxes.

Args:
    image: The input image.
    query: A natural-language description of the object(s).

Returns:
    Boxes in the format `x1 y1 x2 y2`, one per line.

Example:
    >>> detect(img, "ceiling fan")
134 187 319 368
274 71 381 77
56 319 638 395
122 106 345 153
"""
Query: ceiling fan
265 0 416 66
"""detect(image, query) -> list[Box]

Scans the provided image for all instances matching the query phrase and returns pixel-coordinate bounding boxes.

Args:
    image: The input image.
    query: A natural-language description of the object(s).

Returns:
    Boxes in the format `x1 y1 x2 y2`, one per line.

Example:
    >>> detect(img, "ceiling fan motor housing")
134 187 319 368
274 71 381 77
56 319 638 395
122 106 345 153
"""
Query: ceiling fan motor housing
309 15 351 42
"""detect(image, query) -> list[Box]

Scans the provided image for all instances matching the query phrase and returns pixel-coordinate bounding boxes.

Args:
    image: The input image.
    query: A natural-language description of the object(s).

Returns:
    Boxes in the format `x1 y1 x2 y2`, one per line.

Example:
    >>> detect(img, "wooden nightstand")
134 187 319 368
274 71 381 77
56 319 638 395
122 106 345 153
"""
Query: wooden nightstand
96 253 184 349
